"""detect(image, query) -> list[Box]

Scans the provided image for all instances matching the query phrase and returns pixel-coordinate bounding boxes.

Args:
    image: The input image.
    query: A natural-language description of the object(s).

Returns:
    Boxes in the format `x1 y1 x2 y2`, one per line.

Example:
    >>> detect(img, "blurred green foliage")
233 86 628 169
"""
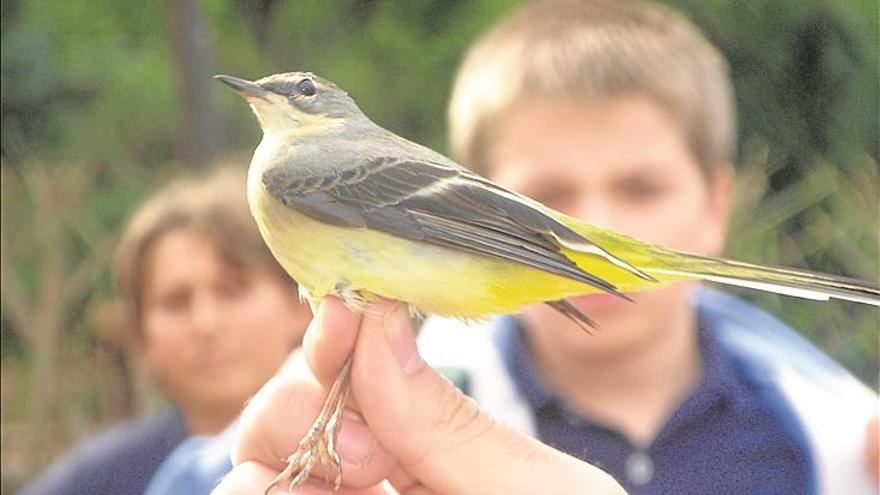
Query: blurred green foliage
1 0 877 489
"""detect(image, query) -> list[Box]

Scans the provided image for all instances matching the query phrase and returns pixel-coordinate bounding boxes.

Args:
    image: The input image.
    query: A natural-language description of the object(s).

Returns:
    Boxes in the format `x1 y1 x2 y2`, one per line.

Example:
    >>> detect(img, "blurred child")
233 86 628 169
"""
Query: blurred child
418 0 877 493
18 165 311 495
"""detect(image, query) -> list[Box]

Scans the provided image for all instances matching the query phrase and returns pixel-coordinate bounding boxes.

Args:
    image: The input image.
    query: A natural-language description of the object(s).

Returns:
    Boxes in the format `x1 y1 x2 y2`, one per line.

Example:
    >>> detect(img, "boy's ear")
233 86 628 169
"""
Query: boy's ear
705 163 735 255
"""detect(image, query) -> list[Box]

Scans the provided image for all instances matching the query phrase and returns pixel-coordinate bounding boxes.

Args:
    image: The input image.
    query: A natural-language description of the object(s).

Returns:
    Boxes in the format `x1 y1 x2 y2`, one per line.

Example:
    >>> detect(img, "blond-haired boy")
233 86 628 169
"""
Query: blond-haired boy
419 0 875 493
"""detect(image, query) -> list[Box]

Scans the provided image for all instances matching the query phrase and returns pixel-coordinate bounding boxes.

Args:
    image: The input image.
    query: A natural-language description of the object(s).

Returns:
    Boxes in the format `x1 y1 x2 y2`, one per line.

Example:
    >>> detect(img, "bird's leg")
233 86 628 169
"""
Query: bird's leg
265 355 353 494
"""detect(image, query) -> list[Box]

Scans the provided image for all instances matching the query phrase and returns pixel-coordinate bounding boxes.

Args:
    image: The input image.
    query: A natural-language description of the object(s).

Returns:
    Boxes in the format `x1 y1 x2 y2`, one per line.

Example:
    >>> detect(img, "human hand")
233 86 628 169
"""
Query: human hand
213 297 625 495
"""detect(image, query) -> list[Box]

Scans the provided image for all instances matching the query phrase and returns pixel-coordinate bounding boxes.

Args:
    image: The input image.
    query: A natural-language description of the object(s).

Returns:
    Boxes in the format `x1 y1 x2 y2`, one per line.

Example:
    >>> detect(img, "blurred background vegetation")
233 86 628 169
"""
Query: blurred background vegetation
1 0 877 490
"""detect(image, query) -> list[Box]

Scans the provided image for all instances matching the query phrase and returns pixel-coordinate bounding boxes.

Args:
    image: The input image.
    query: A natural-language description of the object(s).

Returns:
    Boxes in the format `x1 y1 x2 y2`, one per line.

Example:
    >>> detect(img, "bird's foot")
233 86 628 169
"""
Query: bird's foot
264 357 352 494
264 412 344 493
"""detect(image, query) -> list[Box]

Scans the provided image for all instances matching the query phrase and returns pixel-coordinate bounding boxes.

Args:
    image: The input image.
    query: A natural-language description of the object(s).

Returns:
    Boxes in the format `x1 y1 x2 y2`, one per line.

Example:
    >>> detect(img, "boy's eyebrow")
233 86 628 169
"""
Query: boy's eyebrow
605 158 678 175
510 172 576 189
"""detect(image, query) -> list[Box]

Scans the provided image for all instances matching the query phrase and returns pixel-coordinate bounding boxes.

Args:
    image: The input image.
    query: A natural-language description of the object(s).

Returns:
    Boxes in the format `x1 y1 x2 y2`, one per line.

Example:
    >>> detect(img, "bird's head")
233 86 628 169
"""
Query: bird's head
215 71 363 137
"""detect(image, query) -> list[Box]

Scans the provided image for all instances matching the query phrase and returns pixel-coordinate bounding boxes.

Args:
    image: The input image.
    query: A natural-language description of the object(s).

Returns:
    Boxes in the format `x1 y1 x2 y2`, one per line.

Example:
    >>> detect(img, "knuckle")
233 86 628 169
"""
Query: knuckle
400 375 497 474
429 374 495 445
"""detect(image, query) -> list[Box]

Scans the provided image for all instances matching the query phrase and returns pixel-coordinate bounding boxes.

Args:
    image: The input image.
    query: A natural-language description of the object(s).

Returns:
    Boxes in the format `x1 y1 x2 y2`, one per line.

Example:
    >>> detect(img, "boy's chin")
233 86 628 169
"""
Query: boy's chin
522 303 657 357
522 286 697 358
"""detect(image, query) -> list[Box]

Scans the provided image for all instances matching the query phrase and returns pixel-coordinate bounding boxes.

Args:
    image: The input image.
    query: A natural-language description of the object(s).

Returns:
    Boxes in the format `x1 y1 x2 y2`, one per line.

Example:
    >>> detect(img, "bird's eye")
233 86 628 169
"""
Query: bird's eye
296 78 316 97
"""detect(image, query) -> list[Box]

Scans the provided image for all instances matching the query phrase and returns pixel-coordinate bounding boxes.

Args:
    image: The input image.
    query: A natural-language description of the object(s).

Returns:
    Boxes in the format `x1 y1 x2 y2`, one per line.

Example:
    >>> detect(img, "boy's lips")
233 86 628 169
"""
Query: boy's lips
193 349 234 371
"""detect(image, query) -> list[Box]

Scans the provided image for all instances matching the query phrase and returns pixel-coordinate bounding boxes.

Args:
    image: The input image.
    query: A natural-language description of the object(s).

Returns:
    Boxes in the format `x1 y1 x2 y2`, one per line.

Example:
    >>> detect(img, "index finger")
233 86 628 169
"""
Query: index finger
303 297 362 389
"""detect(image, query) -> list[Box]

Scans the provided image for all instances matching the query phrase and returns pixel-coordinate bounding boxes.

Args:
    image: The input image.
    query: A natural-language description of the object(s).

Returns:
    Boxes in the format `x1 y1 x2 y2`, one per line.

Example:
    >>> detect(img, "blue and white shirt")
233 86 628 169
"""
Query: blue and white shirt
419 288 877 494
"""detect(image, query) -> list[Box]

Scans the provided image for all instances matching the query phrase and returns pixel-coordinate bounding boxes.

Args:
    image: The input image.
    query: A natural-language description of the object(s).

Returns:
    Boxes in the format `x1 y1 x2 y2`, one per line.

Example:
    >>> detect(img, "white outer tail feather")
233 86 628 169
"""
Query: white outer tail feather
645 268 880 307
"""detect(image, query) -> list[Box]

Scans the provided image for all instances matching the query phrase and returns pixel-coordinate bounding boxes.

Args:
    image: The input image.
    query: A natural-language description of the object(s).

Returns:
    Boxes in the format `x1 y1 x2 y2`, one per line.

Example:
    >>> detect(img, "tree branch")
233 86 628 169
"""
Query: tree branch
0 239 34 349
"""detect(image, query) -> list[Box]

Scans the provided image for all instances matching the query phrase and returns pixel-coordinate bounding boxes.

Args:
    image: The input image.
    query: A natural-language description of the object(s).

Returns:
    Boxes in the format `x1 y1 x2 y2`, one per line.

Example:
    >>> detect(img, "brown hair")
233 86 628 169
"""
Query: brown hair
114 163 294 341
448 0 735 175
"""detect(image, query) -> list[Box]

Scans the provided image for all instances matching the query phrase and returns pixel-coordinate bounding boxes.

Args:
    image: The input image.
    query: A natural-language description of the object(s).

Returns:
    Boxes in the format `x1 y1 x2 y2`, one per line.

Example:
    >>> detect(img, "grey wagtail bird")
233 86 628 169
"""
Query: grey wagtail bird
216 71 880 492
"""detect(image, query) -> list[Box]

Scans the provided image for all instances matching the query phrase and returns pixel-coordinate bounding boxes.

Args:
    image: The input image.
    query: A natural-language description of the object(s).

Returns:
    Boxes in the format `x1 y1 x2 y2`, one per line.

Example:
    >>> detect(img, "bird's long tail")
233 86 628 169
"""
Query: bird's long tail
561 220 880 307
641 250 880 306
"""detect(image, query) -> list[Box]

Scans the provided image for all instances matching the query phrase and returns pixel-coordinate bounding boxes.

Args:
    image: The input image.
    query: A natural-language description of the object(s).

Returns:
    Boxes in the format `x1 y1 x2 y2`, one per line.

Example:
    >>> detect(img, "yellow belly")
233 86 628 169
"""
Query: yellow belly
249 189 612 318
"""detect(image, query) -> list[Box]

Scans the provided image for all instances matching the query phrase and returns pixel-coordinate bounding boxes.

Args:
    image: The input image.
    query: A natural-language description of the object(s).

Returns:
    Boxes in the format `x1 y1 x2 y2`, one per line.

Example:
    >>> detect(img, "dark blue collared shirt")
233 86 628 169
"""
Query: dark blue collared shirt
495 313 811 494
19 408 188 495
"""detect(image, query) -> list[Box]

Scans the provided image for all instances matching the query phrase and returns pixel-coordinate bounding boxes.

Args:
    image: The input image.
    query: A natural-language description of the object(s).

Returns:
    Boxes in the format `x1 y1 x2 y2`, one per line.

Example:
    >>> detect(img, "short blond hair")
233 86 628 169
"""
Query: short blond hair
449 0 735 175
114 164 293 340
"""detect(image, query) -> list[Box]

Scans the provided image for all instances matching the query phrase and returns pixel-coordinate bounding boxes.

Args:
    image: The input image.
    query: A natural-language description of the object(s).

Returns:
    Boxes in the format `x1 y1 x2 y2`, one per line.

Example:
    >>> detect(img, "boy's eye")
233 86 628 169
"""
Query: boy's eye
217 276 251 300
158 289 190 313
616 178 665 201
523 184 577 209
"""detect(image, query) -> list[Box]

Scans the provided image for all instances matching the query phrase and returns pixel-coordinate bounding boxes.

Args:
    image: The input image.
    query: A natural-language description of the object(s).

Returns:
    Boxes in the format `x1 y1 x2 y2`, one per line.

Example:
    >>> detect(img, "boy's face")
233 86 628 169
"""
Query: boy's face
485 94 732 358
141 228 311 419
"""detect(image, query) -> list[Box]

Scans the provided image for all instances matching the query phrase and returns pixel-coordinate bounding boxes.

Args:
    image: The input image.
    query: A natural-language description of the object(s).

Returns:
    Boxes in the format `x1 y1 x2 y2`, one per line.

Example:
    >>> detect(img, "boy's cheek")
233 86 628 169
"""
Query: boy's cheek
698 222 727 256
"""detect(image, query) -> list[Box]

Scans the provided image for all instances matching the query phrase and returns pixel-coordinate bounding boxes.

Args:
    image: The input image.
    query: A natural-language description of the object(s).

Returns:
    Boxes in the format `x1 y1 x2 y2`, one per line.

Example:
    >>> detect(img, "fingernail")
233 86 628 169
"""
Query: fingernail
342 407 364 423
386 305 425 374
336 423 374 467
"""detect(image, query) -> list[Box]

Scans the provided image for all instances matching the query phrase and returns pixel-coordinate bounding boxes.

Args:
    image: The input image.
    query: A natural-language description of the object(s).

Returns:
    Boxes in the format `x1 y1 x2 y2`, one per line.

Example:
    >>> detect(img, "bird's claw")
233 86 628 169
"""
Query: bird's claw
264 416 344 493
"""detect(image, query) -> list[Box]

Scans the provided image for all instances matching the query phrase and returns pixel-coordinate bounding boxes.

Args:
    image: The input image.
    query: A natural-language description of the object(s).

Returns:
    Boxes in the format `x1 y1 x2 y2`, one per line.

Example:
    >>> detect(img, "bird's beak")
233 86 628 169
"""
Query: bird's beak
214 75 270 100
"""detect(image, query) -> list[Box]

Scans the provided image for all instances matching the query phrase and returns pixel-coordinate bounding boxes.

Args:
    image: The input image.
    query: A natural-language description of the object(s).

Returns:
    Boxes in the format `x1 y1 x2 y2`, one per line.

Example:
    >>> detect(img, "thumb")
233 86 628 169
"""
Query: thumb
350 301 624 495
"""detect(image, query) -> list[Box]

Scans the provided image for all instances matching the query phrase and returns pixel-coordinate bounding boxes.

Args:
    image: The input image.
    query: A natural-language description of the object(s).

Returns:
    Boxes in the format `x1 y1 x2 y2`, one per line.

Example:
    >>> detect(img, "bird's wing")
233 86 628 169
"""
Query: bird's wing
263 156 649 296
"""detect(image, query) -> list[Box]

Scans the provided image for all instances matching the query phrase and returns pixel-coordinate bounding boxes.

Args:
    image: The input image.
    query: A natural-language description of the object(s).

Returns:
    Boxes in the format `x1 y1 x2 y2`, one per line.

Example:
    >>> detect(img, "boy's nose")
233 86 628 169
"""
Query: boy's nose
570 196 613 231
191 293 224 338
